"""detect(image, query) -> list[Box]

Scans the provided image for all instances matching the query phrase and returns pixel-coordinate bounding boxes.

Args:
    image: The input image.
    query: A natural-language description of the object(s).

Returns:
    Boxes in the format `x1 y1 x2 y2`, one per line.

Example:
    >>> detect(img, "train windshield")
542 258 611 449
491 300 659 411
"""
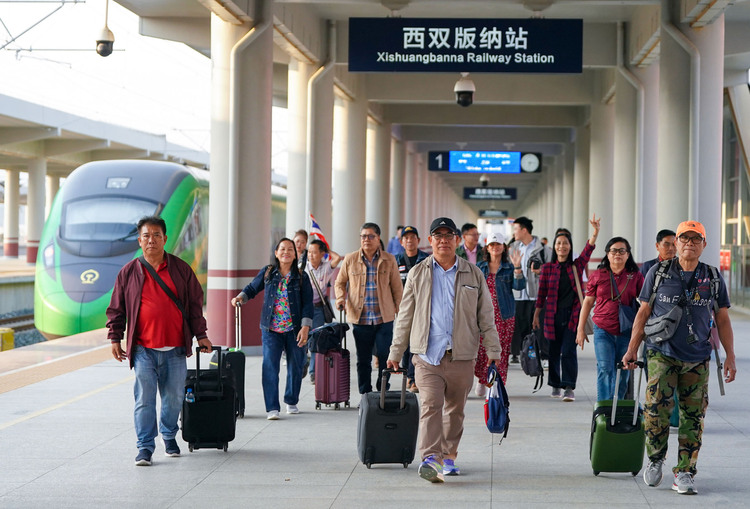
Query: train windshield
61 197 157 241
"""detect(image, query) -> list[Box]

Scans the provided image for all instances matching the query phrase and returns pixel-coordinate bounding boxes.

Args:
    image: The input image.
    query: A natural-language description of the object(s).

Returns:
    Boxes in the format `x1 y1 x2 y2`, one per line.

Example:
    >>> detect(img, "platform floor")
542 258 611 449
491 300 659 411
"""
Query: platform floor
1 312 748 508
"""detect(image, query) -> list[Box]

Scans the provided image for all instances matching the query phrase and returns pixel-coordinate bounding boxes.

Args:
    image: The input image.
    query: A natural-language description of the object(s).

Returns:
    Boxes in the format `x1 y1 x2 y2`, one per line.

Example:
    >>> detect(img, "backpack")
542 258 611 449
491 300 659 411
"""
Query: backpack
520 330 544 392
484 364 510 443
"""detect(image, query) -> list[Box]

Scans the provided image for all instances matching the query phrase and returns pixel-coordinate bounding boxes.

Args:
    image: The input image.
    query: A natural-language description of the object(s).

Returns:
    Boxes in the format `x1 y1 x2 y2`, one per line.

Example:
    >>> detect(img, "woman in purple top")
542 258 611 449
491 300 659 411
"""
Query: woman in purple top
533 215 600 402
576 237 644 401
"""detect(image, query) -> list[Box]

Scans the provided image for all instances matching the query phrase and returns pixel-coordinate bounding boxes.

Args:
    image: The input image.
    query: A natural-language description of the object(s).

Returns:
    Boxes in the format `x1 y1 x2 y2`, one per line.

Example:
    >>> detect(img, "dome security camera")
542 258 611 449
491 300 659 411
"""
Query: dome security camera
96 26 115 57
454 73 475 107
479 174 489 187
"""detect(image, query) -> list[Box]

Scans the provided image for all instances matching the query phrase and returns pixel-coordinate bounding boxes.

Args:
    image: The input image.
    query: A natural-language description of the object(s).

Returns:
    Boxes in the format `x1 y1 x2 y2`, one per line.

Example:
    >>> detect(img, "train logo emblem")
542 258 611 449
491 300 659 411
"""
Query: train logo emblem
80 269 100 284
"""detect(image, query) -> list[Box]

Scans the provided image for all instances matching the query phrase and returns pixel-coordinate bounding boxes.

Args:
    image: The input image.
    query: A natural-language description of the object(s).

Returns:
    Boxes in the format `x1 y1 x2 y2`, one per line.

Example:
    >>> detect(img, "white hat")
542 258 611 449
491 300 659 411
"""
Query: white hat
486 232 506 245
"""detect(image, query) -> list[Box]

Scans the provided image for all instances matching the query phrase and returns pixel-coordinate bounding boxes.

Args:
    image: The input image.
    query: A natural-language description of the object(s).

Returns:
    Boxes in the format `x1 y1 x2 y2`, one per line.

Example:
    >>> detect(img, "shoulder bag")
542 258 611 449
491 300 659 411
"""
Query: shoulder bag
572 265 594 335
308 267 336 323
609 271 638 335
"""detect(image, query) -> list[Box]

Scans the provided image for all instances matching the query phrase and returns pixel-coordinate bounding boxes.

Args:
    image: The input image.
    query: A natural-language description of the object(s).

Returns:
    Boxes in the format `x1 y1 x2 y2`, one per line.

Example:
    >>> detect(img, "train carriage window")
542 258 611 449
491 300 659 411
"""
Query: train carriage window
62 197 157 241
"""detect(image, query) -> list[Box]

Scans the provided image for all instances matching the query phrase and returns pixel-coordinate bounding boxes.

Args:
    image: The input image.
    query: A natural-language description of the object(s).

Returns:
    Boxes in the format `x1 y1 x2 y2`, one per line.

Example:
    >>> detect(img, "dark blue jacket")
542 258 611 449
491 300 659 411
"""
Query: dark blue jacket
240 265 313 331
396 249 429 286
477 260 526 320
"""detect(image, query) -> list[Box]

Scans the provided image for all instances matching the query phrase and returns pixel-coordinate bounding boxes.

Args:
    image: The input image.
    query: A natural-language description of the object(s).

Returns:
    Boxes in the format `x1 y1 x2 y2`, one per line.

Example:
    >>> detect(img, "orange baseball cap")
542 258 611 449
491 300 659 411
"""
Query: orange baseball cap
676 220 706 241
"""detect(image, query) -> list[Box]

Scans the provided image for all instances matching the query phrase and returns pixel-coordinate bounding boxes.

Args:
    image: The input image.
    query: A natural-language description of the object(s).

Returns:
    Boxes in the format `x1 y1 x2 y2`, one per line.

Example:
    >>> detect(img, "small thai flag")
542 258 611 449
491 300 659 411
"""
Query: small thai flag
309 213 330 250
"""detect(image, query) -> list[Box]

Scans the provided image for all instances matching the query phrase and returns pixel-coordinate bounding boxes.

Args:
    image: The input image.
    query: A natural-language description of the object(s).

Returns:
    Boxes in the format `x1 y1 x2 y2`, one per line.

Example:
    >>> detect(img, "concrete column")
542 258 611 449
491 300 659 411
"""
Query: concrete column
206 7 274 349
332 90 367 254
365 119 391 230
3 170 19 257
612 67 638 244
389 137 405 233
26 158 46 263
572 125 591 248
286 59 312 236
306 57 334 246
45 175 60 220
414 155 426 229
589 86 615 249
562 146 575 231
690 16 724 267
404 145 417 226
634 63 660 262
554 156 564 230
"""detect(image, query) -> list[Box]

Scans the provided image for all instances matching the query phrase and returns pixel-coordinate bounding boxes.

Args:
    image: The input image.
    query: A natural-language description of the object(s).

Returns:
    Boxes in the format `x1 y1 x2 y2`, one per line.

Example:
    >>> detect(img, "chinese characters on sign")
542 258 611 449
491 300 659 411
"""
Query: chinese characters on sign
349 18 582 73
463 187 517 200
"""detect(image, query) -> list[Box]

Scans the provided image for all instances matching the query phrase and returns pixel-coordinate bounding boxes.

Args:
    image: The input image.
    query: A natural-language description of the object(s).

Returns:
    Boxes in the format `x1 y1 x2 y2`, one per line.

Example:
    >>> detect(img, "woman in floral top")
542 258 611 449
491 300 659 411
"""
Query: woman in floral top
232 238 313 420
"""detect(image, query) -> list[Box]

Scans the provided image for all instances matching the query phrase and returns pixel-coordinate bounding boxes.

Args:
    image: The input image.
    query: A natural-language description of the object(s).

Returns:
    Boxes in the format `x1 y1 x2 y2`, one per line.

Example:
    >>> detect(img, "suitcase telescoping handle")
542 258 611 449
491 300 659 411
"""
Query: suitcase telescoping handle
380 367 408 410
235 304 242 350
613 361 644 427
194 345 223 393
339 309 346 350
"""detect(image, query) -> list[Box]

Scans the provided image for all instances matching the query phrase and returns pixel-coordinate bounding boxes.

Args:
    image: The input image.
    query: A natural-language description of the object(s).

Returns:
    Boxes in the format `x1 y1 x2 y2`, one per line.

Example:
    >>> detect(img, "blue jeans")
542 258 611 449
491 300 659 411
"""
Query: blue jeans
548 307 578 389
261 328 306 412
133 346 187 453
352 321 394 394
309 306 327 377
593 324 630 401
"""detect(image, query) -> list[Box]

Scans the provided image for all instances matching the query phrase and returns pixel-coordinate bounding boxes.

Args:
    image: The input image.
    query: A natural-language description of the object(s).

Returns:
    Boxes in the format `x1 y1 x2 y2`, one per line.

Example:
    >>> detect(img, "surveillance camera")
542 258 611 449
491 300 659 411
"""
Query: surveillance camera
479 174 489 187
96 26 115 57
454 74 475 107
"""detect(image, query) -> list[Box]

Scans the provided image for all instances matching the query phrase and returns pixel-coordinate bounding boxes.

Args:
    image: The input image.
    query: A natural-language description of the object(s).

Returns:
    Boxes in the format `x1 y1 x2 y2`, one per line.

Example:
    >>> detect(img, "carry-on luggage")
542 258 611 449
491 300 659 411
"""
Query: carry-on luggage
182 346 237 452
589 361 646 476
209 306 247 417
357 368 419 469
314 311 350 410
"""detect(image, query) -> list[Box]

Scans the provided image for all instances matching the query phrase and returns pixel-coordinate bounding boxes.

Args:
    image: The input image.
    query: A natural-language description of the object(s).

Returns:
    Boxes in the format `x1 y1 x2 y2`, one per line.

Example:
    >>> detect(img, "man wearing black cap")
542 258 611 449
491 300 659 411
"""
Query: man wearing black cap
395 225 429 392
388 217 500 483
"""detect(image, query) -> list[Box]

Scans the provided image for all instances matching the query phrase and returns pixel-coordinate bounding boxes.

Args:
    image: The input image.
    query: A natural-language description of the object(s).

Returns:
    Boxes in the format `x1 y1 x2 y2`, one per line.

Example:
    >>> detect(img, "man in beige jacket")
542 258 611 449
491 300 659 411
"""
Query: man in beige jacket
336 222 402 395
387 217 500 483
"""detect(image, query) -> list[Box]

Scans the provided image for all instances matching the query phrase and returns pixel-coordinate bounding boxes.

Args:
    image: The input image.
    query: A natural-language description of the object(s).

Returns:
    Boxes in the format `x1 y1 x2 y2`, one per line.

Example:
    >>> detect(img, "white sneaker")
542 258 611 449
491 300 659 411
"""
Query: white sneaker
286 404 300 414
474 380 487 397
267 410 280 420
542 359 549 369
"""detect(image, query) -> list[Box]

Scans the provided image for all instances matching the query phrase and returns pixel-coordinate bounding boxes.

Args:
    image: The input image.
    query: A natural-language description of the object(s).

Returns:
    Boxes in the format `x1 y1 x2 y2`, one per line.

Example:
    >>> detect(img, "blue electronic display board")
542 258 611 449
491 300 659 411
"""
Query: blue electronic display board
349 18 583 73
449 151 520 173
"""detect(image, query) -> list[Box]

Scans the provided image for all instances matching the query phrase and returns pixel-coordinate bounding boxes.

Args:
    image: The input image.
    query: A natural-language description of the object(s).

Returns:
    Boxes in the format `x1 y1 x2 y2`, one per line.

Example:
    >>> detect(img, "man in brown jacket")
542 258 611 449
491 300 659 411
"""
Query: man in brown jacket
335 222 402 395
388 217 500 483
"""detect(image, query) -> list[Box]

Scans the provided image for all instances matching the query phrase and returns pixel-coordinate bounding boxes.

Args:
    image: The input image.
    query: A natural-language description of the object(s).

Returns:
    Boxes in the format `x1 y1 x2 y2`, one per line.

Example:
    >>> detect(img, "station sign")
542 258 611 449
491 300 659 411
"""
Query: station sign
479 209 509 218
428 151 541 173
464 187 516 200
348 18 582 73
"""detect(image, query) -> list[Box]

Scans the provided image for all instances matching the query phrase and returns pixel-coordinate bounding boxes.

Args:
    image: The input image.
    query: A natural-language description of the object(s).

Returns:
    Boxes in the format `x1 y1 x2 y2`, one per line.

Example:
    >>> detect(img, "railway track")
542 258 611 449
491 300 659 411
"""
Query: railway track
0 314 36 332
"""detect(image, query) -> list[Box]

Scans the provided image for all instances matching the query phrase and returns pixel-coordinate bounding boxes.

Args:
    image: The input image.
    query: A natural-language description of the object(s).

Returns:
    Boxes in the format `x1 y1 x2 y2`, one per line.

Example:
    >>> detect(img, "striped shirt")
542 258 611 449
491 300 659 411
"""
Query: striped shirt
359 250 383 325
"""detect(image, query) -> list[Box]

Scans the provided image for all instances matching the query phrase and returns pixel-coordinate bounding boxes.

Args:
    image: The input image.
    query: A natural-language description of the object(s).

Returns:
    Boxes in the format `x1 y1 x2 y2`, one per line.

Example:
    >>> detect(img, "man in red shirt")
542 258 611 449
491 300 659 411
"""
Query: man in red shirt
107 216 212 466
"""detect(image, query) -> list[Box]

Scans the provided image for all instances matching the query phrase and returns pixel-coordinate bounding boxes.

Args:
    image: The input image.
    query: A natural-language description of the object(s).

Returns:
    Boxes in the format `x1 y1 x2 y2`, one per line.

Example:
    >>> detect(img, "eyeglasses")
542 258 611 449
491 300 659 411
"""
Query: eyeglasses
360 234 377 240
608 248 628 255
431 233 456 241
678 234 704 245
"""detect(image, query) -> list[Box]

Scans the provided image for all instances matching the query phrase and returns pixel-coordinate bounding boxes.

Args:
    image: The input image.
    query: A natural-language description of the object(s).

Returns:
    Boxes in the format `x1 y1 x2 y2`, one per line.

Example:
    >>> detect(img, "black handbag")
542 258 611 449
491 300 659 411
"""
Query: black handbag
309 322 350 353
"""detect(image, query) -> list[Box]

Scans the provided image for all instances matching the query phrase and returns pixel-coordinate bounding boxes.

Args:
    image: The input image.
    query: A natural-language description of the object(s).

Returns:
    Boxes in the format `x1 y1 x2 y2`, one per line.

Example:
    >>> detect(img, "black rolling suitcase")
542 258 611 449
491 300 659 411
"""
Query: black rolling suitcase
589 361 646 476
357 368 419 469
210 306 247 417
182 346 237 452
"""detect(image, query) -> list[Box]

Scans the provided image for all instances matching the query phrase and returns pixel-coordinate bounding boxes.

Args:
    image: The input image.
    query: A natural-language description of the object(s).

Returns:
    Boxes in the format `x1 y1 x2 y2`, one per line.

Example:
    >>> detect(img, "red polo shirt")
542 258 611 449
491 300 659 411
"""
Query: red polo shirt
135 258 184 348
586 268 645 336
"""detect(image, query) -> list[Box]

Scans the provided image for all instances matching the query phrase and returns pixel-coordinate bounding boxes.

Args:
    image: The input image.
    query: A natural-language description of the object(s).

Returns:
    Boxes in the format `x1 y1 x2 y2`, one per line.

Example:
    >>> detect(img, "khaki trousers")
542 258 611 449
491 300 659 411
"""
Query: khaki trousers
413 354 475 463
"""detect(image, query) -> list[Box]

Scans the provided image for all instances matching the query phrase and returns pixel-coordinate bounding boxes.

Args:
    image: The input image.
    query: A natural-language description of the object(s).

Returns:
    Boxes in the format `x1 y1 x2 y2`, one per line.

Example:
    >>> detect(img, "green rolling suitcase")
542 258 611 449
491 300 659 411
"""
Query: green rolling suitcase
589 362 645 476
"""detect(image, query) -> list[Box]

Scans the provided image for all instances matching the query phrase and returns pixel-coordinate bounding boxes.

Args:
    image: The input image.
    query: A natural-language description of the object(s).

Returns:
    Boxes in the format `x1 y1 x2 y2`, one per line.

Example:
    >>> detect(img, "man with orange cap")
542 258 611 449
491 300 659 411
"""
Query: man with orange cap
622 220 736 496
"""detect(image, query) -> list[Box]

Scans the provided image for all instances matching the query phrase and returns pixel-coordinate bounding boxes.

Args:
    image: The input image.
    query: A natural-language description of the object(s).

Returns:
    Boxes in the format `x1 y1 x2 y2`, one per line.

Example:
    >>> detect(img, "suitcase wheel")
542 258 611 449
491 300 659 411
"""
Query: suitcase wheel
189 443 194 453
593 471 599 476
403 463 408 469
345 401 350 408
366 463 372 469
631 472 638 476
315 402 321 410
334 403 340 410
223 443 228 452
239 411 244 418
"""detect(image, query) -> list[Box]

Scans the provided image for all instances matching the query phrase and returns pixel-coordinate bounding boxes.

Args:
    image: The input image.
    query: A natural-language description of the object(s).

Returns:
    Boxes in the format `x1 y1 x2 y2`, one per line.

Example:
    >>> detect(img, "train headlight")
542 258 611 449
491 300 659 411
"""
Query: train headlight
43 244 55 268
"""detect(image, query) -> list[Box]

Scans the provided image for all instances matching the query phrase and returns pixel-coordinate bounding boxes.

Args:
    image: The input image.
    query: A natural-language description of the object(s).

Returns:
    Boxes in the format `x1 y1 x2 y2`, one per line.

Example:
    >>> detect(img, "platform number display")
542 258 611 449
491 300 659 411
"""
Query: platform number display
429 151 450 171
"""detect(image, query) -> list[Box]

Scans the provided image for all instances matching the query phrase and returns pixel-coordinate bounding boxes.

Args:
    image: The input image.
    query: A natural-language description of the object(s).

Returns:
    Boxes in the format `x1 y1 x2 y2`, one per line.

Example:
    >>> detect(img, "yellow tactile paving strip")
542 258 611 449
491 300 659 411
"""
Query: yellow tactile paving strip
0 346 112 394
0 328 112 394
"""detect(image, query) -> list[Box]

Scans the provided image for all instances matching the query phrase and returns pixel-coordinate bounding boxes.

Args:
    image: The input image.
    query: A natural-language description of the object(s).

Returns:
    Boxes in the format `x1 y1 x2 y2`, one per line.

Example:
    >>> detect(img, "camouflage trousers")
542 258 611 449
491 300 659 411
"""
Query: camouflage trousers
644 349 709 475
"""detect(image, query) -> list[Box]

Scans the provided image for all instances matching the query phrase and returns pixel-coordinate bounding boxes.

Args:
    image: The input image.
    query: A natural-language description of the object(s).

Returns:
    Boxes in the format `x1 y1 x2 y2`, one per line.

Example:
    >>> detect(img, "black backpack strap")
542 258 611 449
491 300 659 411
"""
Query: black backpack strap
707 264 721 313
138 256 187 321
647 259 673 308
